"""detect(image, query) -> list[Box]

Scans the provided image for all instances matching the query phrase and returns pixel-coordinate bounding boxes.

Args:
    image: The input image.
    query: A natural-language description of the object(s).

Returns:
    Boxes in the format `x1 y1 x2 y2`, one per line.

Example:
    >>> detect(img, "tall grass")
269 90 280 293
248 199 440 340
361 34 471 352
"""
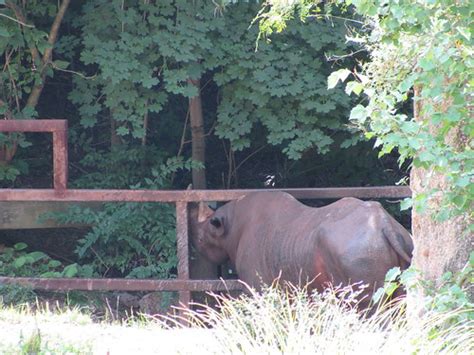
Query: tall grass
164 284 474 354
1 286 472 354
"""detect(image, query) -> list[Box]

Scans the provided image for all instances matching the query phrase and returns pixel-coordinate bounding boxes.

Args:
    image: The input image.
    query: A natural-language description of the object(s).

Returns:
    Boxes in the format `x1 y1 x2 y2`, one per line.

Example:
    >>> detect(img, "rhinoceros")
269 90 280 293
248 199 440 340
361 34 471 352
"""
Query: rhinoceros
189 191 413 305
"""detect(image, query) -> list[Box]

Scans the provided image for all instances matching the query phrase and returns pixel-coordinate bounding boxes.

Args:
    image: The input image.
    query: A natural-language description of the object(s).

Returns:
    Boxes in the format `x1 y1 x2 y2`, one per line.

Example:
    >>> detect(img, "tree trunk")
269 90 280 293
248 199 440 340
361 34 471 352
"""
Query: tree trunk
408 88 473 310
410 170 472 281
110 115 122 148
188 78 207 190
187 78 217 281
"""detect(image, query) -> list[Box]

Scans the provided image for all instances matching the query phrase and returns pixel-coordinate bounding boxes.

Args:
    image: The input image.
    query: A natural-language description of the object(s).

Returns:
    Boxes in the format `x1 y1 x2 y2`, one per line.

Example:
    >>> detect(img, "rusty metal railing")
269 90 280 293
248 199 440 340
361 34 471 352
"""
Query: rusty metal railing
0 119 68 190
0 119 412 311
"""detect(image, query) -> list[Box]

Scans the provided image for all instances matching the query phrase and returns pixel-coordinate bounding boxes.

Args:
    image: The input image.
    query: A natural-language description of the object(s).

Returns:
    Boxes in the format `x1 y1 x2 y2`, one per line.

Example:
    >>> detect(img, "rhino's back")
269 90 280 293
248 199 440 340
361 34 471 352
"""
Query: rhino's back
232 192 324 287
232 193 411 292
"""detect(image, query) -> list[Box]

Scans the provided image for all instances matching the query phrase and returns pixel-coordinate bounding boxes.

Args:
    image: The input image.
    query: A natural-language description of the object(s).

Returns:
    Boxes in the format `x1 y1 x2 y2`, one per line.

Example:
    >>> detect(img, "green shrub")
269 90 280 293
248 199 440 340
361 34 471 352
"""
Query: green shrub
0 284 36 306
375 252 473 325
46 158 195 278
0 242 77 306
0 243 63 278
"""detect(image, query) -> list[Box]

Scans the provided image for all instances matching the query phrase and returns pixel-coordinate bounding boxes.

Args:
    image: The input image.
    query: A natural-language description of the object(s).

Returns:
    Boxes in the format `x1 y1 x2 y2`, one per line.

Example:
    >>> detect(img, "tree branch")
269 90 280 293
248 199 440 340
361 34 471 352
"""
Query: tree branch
50 62 97 80
0 12 34 27
25 0 71 109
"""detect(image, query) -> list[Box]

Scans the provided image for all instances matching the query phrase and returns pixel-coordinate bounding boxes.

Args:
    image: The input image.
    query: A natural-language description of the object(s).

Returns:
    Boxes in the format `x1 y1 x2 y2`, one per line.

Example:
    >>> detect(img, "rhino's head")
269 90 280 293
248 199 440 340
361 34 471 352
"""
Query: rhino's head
189 202 229 264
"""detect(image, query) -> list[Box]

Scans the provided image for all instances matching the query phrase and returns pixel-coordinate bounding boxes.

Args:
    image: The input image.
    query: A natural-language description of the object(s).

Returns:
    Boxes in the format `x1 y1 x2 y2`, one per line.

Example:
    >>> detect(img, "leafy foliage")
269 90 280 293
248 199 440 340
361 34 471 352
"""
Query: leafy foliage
1 1 402 189
374 252 473 325
0 242 64 277
258 0 472 226
47 158 197 278
54 202 177 279
0 3 49 118
0 283 36 306
420 252 474 320
0 0 71 183
0 241 94 281
213 3 355 159
69 1 167 139
0 242 106 305
330 0 473 225
69 1 356 160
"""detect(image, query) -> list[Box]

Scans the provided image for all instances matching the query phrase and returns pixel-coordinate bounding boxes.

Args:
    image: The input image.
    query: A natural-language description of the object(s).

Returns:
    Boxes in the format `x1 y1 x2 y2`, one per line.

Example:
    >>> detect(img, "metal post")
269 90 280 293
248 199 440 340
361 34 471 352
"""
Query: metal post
176 201 191 314
52 122 68 190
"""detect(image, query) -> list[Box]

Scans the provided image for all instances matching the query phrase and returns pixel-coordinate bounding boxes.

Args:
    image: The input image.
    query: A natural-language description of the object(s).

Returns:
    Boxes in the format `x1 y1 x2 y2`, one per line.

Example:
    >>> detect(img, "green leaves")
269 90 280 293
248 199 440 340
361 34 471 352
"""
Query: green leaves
329 0 474 224
62 263 79 278
351 0 378 17
46 152 185 279
456 26 470 41
68 2 356 161
70 200 177 278
115 126 129 136
327 69 352 89
400 198 413 211
0 27 11 37
0 243 64 279
0 2 54 119
345 81 364 96
418 54 437 71
372 266 402 303
213 9 354 159
349 105 368 123
53 60 69 70
14 242 28 251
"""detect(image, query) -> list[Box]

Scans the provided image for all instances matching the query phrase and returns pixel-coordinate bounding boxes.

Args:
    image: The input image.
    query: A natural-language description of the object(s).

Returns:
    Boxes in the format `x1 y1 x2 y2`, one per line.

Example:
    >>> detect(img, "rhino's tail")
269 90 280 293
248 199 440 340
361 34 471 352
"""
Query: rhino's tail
382 228 413 266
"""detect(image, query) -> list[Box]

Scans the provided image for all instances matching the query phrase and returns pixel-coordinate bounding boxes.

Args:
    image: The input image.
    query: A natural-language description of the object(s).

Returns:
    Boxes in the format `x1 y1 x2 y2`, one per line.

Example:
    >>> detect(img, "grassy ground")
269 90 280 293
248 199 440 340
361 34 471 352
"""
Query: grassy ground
1 286 472 354
0 303 217 354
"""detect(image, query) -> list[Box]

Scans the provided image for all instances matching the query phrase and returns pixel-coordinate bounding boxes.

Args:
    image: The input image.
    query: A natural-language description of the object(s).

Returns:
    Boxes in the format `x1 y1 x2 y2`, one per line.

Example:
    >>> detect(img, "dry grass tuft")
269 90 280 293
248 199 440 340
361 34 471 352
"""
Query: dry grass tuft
1 285 472 354
160 283 474 354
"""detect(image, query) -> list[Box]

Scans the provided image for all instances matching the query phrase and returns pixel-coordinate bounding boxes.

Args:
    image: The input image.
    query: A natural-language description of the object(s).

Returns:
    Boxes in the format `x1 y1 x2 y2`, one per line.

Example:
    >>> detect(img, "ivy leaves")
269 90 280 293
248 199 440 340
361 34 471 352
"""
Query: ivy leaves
258 0 472 224
325 0 473 222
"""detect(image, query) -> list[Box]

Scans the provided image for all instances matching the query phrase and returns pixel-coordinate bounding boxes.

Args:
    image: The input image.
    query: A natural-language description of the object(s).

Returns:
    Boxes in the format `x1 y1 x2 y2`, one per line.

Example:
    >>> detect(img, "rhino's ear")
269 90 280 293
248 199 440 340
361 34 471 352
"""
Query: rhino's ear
210 217 222 228
198 202 214 223
210 216 225 237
